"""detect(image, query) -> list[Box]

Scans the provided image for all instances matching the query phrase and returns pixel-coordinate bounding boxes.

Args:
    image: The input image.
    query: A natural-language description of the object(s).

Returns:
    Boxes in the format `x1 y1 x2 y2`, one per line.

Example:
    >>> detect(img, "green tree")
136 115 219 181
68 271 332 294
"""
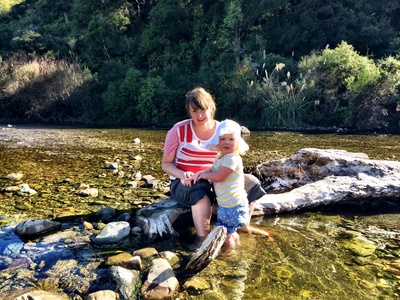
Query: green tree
136 76 169 123
102 68 143 122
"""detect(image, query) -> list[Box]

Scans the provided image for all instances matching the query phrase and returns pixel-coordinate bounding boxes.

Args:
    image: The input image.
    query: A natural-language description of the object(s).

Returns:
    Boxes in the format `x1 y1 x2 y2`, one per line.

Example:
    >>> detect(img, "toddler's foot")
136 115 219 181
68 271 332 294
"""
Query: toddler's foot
232 231 240 246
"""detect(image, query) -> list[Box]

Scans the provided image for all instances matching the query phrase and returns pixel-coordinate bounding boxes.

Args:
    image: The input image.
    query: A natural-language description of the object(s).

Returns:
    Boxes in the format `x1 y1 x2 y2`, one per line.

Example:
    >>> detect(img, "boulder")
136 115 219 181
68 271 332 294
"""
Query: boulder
141 258 179 299
14 219 62 238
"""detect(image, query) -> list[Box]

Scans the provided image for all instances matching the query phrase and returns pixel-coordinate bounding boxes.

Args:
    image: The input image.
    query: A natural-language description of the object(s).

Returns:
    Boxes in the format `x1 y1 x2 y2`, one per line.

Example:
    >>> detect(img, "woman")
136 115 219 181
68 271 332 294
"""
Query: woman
162 87 268 248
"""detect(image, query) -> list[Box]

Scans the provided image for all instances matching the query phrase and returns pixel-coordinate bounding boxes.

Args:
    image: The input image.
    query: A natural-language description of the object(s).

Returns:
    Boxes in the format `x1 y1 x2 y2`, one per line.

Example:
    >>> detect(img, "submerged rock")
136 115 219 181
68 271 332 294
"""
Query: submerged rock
14 219 62 238
86 290 119 300
13 290 70 300
2 173 23 180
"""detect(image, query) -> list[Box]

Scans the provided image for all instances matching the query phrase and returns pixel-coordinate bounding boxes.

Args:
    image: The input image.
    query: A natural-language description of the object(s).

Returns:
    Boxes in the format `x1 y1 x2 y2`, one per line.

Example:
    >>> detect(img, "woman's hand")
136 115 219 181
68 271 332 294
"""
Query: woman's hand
180 171 194 186
191 171 210 184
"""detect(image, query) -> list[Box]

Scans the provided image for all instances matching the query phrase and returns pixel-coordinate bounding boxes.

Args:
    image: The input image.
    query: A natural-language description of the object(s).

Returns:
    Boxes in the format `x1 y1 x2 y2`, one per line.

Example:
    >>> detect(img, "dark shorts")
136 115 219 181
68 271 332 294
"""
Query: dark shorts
244 174 266 203
170 174 266 208
170 178 216 208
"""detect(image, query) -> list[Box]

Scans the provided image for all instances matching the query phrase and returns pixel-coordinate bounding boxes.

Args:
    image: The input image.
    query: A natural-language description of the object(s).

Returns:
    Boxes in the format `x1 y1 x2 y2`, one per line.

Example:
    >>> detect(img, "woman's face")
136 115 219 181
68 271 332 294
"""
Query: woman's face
189 106 213 126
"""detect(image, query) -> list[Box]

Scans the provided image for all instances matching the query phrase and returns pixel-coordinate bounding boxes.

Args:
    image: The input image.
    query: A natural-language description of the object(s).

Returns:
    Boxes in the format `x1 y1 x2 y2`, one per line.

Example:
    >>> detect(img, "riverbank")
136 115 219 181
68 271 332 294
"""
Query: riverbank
3 120 399 134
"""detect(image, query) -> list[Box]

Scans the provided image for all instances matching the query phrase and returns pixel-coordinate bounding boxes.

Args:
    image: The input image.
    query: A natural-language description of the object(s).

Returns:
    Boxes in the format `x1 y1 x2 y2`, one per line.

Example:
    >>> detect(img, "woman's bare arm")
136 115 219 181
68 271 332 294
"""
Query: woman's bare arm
162 152 194 186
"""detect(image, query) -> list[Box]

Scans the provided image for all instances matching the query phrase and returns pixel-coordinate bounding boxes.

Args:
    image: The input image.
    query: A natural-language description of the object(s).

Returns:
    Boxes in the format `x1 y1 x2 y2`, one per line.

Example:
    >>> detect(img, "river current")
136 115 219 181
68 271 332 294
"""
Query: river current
0 125 399 299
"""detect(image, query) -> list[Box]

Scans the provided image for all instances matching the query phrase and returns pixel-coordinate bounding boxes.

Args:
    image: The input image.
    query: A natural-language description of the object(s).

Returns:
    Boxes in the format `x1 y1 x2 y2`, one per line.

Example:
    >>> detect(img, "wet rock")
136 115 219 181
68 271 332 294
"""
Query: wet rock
76 183 98 197
105 252 142 270
275 266 294 279
131 226 142 235
116 212 131 222
109 163 119 169
352 256 371 266
183 277 211 295
340 236 376 257
132 171 142 180
14 219 62 238
3 173 23 180
126 181 138 188
110 265 141 300
15 201 33 210
13 290 70 300
83 221 94 230
241 126 250 135
141 258 179 300
96 206 116 223
133 247 158 259
376 279 393 292
86 290 119 300
78 188 99 197
0 254 34 273
358 279 376 290
389 260 400 270
160 251 180 267
3 242 24 255
93 221 130 244
3 185 22 192
386 267 400 275
18 183 37 196
142 175 157 188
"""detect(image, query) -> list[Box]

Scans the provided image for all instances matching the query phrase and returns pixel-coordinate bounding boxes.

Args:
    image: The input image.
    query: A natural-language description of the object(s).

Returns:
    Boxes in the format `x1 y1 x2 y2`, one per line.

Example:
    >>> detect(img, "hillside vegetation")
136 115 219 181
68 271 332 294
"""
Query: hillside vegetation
0 0 399 131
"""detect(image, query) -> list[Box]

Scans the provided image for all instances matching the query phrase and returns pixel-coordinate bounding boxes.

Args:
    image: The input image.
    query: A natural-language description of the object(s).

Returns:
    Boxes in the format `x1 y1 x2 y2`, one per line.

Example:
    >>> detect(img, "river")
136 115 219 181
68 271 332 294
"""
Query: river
0 125 399 299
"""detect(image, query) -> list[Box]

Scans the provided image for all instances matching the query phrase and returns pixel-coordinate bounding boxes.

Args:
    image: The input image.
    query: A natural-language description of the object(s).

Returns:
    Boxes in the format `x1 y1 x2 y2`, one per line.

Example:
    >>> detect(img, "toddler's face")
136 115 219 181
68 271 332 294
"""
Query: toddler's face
218 133 238 154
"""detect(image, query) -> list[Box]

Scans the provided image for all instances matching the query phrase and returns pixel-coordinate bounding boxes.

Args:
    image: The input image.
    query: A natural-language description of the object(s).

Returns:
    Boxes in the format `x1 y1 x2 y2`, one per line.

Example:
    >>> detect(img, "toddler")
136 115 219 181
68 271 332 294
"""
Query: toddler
189 119 250 252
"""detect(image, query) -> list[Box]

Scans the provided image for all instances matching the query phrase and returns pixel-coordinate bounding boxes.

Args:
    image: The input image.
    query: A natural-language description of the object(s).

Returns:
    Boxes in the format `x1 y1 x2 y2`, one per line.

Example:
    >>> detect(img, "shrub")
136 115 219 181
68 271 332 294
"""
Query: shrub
299 41 400 131
246 61 310 127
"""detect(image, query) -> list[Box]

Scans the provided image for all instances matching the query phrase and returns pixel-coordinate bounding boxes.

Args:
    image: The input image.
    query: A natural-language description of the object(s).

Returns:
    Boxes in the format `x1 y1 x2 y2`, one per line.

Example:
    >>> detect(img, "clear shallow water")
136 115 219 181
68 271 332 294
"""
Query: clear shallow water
0 126 399 299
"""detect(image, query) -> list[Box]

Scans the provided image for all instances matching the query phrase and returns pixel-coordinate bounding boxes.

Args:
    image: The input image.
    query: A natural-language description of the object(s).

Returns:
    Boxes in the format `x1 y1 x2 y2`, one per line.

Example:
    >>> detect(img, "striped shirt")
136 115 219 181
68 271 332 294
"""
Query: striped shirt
212 153 247 208
164 119 219 177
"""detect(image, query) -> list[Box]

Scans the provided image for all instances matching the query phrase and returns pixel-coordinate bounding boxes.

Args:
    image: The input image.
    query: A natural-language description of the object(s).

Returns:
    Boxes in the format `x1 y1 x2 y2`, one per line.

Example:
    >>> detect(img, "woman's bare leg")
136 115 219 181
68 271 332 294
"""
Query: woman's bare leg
191 195 212 244
239 201 271 237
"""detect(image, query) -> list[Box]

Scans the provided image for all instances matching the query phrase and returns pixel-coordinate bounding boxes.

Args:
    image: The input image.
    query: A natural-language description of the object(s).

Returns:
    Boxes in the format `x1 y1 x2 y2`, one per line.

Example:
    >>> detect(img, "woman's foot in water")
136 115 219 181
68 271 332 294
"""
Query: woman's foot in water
238 225 271 238
189 235 208 251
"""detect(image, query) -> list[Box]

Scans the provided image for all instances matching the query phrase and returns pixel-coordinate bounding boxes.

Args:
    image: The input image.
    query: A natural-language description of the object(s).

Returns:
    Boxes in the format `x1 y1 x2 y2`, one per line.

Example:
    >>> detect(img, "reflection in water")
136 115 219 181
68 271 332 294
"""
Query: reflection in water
191 212 396 300
0 127 399 299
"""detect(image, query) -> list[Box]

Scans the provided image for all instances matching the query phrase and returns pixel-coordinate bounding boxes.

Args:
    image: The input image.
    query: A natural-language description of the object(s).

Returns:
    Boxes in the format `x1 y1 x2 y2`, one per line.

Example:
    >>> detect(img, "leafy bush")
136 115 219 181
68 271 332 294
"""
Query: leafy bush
299 42 400 131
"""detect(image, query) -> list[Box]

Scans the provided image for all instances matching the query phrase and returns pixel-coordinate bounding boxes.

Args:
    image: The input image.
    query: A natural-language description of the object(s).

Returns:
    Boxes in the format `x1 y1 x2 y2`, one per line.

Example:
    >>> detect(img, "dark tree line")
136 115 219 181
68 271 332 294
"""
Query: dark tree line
0 0 399 131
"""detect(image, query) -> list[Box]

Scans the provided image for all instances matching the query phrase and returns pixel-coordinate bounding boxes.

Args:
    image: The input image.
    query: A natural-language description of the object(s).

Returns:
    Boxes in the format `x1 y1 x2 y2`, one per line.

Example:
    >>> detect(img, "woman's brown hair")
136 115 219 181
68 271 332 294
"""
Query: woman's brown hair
185 87 216 118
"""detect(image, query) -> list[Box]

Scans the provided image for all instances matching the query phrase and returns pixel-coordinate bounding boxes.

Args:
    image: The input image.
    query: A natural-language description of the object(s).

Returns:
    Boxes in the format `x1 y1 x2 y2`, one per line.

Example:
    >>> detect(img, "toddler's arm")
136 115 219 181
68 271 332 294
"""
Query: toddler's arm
194 166 232 183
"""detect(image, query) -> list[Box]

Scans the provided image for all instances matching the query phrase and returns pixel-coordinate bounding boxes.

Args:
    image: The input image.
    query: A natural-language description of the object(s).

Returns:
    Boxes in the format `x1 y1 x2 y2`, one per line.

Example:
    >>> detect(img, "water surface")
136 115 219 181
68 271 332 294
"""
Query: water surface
0 126 399 299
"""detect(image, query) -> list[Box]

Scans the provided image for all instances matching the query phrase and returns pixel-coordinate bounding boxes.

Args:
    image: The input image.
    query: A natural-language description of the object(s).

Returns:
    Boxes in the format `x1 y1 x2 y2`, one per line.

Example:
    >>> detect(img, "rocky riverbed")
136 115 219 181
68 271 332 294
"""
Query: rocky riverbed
1 125 400 299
